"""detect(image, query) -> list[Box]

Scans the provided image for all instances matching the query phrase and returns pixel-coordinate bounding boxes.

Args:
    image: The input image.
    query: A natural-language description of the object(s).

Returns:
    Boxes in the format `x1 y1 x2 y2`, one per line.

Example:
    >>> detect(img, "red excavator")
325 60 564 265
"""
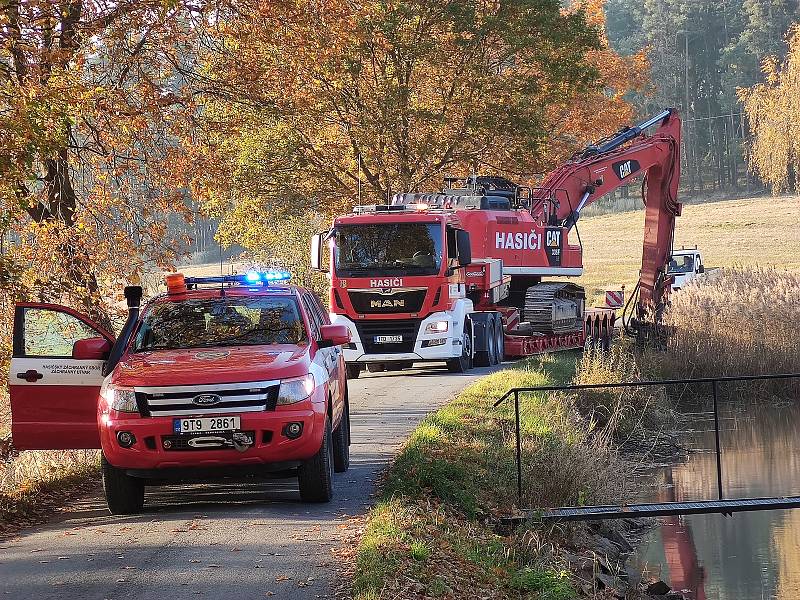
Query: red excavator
311 109 682 376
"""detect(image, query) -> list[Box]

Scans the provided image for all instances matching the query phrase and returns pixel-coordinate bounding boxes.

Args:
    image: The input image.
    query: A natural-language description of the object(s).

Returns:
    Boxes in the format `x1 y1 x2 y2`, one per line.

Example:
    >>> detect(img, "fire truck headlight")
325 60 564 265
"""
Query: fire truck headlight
425 320 449 334
277 374 315 405
101 382 138 413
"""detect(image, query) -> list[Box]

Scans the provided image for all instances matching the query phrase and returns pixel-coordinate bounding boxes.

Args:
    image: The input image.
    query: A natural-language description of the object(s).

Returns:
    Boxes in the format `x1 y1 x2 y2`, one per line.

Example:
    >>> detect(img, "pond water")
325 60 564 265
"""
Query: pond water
632 398 800 600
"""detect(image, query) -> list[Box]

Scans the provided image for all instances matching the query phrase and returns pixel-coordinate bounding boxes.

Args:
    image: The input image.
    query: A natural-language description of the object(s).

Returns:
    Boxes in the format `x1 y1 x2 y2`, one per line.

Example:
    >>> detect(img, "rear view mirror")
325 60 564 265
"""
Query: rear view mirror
318 324 350 348
310 233 324 271
456 230 472 266
698 264 705 273
73 337 112 360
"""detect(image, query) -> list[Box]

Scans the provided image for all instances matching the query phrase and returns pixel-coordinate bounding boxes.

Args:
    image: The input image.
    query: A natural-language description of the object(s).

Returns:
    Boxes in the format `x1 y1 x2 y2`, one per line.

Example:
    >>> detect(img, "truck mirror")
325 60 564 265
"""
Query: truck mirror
310 233 324 272
698 264 705 273
456 230 472 266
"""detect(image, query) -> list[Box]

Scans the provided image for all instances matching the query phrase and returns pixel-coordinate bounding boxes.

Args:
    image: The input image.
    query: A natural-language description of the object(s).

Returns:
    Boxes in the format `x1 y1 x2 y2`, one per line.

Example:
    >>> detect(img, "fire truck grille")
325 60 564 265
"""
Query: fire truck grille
355 319 421 354
348 289 427 314
134 381 280 417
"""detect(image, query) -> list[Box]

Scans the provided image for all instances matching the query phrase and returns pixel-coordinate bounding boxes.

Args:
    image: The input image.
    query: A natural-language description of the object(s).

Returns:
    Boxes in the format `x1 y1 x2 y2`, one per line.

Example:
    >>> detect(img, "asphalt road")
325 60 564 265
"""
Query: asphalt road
0 364 499 600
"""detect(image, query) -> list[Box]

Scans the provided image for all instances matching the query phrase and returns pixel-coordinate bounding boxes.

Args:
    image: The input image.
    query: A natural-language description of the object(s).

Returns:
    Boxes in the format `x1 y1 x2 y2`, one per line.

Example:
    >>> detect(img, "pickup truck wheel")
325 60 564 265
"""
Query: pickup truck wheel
446 325 472 373
332 398 351 473
102 455 144 515
346 364 362 379
366 363 385 373
298 418 334 502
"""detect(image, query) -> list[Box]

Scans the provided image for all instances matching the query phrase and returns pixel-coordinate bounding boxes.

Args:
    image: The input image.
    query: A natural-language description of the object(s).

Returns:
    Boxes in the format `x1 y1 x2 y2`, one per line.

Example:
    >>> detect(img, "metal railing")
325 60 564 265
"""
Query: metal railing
494 373 800 509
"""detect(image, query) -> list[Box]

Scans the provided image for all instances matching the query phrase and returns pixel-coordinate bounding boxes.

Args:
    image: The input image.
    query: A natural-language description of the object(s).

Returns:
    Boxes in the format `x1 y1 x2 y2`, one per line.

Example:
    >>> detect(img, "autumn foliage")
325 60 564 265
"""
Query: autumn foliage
0 1 211 387
188 0 647 263
740 25 800 193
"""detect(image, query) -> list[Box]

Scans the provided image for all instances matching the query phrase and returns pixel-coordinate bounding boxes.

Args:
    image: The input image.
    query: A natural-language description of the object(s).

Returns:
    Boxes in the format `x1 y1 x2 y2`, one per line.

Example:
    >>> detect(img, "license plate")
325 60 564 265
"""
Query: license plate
173 416 241 434
374 335 403 344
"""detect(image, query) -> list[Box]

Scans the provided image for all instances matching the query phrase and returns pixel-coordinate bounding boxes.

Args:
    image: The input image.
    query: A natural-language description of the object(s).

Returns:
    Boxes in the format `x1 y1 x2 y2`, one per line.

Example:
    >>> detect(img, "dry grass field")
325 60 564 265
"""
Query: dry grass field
576 194 800 305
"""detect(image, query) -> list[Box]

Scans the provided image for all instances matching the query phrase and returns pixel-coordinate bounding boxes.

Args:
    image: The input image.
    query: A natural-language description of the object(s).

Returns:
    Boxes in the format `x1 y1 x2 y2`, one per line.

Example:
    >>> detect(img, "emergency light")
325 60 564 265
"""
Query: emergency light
175 269 292 291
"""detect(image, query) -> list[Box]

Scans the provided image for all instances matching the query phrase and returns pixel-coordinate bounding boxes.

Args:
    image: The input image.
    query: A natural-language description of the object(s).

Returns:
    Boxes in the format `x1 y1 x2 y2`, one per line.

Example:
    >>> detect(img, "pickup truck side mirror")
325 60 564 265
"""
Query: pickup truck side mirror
456 230 472 267
73 337 112 360
318 324 350 348
698 264 705 273
310 232 325 272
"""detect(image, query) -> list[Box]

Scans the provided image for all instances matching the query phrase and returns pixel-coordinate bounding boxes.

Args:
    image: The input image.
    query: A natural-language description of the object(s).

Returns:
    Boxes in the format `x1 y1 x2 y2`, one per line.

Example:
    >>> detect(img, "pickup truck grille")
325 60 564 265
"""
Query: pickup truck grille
134 381 280 417
355 319 421 354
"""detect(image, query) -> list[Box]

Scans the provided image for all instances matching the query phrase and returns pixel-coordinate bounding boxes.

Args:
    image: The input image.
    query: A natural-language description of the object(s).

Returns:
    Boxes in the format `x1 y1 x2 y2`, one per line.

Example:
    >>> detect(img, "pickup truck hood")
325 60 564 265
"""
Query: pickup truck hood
111 345 310 387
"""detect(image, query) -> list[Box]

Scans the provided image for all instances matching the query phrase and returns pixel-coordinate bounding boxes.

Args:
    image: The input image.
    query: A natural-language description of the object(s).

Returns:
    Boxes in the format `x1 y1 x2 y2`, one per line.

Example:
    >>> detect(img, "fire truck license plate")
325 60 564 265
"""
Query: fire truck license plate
374 335 403 344
173 416 241 434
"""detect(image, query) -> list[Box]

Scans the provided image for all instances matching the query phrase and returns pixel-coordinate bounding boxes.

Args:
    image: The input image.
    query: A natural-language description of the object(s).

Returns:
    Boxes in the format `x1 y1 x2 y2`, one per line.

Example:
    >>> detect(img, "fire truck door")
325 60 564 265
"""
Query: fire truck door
9 304 114 450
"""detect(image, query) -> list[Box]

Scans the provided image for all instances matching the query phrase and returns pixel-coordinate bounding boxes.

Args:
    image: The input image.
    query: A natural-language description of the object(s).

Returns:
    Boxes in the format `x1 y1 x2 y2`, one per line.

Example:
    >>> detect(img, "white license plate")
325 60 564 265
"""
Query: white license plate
173 416 241 434
374 335 403 344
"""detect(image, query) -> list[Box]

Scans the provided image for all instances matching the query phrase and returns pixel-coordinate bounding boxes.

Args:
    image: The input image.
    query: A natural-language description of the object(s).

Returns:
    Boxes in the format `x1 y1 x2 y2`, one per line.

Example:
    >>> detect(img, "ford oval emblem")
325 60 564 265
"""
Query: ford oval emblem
192 393 222 406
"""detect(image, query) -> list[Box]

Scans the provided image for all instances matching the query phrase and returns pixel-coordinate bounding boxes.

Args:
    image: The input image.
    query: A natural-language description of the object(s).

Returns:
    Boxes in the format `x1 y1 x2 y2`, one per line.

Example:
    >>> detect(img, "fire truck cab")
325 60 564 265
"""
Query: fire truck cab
311 207 490 376
8 271 352 514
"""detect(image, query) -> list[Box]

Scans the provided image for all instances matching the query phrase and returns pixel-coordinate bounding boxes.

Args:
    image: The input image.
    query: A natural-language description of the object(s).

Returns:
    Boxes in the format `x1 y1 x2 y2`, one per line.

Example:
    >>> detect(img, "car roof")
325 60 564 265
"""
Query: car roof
145 284 311 308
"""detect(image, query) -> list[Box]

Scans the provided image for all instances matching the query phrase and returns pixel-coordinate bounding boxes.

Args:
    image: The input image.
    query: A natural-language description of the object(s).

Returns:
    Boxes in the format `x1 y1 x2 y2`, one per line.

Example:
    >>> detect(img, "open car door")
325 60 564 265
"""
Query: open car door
9 303 114 450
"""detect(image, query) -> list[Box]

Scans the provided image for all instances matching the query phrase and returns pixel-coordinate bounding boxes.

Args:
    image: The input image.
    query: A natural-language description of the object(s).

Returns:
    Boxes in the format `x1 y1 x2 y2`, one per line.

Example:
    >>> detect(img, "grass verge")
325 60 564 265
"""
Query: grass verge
351 352 633 600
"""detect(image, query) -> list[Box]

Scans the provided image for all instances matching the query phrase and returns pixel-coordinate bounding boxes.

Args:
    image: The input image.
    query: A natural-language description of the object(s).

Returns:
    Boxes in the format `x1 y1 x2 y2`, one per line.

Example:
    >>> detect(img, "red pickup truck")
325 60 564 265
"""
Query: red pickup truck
8 271 352 514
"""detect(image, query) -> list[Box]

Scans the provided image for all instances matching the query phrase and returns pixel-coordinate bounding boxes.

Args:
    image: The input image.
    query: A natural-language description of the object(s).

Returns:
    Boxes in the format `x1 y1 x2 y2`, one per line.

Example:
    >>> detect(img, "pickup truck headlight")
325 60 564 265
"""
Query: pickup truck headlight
277 374 315 405
101 381 138 413
425 320 449 334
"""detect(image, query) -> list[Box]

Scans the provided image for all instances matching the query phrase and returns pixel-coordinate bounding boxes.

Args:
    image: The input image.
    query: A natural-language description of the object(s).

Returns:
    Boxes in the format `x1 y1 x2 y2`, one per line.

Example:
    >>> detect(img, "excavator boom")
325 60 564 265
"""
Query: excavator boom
531 109 682 324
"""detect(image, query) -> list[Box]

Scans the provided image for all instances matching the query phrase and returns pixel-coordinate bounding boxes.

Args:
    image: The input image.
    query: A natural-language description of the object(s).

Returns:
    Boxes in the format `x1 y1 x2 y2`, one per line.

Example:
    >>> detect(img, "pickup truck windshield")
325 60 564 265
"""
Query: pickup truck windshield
668 255 695 274
132 296 307 351
335 223 442 277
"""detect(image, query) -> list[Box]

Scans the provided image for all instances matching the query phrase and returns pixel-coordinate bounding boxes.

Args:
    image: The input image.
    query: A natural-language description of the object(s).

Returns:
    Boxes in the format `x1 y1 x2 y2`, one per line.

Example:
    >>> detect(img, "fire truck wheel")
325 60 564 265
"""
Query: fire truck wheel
298 417 334 502
446 325 472 373
332 397 351 473
102 455 144 515
494 318 505 364
346 364 363 380
366 363 385 373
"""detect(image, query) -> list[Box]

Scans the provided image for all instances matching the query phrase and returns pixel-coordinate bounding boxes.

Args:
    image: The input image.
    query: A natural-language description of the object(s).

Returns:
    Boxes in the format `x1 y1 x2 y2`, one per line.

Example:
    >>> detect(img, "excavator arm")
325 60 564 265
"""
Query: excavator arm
530 109 682 328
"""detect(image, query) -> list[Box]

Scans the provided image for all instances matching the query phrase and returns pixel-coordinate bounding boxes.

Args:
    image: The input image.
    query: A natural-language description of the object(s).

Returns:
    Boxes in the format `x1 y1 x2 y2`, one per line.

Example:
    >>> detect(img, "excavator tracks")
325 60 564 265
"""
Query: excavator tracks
523 282 586 334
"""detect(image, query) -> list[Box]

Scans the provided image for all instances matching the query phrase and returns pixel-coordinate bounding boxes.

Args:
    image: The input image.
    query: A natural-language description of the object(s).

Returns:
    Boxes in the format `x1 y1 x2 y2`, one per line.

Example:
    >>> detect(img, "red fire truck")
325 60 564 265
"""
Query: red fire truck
311 110 682 376
8 271 352 513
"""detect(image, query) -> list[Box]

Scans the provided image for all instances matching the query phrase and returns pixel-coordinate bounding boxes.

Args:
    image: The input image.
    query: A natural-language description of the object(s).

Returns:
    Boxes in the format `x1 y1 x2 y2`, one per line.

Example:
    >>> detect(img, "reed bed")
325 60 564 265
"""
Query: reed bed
657 267 800 398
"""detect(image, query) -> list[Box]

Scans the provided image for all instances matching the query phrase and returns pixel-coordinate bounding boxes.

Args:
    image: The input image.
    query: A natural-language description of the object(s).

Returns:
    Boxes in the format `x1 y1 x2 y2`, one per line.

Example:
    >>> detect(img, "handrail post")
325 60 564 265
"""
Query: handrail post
514 390 523 507
712 379 724 500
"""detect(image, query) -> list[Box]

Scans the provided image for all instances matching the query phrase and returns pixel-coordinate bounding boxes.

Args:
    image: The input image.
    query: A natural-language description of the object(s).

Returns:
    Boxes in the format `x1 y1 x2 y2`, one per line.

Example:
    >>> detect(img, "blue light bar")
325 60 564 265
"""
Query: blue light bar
184 269 292 288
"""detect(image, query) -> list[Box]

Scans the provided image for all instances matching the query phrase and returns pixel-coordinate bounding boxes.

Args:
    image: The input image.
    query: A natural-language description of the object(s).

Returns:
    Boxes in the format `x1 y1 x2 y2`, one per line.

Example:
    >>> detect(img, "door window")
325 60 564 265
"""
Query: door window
309 294 331 325
301 295 321 340
21 308 100 358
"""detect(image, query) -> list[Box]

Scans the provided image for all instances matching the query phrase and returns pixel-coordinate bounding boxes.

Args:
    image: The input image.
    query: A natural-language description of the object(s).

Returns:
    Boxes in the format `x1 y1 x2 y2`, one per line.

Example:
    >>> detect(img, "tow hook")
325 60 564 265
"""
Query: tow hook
232 432 254 453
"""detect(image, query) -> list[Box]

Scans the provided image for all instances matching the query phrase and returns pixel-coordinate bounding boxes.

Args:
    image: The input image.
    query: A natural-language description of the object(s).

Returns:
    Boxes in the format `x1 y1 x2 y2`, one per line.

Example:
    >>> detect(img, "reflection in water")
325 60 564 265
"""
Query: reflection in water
633 399 800 600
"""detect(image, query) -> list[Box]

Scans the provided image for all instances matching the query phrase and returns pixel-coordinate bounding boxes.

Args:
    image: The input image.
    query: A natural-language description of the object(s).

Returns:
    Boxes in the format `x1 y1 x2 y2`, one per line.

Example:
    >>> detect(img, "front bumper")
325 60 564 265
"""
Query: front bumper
99 396 326 471
331 313 462 363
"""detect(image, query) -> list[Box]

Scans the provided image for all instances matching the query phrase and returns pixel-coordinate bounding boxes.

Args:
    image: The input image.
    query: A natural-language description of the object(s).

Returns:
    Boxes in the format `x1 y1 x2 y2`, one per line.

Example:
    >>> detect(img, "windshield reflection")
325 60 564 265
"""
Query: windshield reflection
335 223 443 277
132 296 307 351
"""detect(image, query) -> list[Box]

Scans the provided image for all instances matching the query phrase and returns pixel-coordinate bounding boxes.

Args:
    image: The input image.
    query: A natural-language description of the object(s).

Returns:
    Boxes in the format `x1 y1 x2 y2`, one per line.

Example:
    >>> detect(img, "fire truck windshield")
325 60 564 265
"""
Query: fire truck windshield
335 223 442 277
131 296 307 351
